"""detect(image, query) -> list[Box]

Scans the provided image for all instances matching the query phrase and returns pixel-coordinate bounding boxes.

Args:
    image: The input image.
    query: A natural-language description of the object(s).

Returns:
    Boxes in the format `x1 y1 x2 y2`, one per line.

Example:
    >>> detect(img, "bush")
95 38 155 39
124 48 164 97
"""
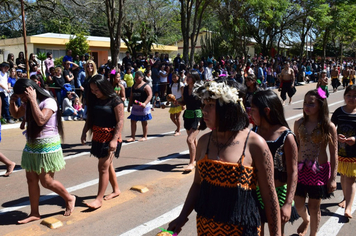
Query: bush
65 32 90 57
54 56 64 67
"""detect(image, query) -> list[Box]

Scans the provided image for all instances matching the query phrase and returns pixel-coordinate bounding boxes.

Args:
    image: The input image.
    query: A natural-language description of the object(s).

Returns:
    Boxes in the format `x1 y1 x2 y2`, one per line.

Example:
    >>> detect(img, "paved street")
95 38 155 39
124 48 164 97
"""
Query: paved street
1 82 356 236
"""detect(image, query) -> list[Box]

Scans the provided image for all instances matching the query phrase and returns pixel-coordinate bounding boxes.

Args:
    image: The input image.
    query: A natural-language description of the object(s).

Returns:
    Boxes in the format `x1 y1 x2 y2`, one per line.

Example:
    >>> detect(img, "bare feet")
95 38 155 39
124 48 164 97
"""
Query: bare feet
338 199 345 208
184 163 195 172
126 138 135 143
282 101 286 106
297 220 310 236
18 214 41 224
345 211 353 219
138 137 147 142
64 195 76 216
104 190 121 201
174 131 180 136
4 162 16 177
85 199 102 210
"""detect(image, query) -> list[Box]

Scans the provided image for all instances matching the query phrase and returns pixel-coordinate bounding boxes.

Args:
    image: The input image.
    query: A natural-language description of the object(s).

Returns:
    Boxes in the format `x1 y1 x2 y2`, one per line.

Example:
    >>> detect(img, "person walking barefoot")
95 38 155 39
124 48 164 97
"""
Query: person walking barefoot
10 79 75 224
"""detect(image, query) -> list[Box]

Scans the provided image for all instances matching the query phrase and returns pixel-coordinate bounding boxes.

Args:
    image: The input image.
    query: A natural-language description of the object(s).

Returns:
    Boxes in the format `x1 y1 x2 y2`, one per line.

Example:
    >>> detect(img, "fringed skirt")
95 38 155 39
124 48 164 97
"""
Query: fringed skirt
197 215 261 236
257 184 299 223
128 103 152 121
91 125 122 158
338 156 356 177
295 162 332 199
21 135 65 174
169 105 182 114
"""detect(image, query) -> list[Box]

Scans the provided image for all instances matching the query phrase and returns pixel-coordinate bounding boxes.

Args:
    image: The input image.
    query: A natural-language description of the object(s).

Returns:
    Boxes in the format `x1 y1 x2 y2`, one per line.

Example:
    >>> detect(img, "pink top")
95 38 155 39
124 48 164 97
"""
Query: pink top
73 103 82 111
28 98 58 139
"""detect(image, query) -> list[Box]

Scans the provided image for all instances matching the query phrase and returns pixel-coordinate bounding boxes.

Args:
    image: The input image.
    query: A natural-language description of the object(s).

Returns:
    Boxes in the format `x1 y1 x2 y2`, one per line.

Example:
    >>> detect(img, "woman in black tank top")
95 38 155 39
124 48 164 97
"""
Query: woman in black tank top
127 71 153 142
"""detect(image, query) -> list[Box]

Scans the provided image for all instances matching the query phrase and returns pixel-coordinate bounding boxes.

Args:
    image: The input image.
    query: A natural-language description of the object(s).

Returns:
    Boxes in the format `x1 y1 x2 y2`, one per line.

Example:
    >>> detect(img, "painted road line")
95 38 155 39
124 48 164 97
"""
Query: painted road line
317 198 356 236
120 204 183 236
0 150 189 214
0 129 186 175
286 100 344 121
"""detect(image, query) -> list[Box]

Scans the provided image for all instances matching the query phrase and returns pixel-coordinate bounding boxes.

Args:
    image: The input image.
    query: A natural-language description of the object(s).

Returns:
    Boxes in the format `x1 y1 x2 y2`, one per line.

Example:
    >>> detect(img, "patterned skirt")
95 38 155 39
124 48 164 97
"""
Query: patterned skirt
196 215 261 236
91 125 122 158
21 135 65 174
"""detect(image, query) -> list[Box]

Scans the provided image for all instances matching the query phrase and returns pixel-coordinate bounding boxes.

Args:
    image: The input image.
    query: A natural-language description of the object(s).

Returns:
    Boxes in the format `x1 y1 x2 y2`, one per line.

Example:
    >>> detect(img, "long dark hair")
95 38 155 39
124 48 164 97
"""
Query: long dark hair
86 74 118 131
251 90 289 129
13 79 63 141
303 89 331 143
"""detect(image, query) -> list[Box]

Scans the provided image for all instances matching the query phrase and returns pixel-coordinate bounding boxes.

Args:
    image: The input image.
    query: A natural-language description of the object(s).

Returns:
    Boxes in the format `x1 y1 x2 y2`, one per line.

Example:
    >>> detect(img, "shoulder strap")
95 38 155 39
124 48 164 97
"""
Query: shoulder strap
206 132 213 155
240 129 252 163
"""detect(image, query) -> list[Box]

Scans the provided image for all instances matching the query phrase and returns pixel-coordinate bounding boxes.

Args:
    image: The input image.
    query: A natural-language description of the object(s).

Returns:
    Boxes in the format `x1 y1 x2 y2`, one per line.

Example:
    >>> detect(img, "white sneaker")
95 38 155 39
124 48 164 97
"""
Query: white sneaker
73 117 78 121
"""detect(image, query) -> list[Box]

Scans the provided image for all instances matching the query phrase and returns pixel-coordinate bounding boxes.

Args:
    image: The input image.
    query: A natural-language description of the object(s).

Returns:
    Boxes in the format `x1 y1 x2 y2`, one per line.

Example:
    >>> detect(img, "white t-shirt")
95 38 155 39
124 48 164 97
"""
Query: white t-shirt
0 71 9 93
159 70 167 83
171 82 184 99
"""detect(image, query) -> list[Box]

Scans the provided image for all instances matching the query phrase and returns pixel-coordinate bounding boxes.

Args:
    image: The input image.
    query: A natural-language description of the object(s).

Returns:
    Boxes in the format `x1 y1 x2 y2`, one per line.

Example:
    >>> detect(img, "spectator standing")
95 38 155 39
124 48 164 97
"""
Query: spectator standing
0 63 14 123
62 49 73 67
16 52 26 73
7 53 16 70
44 52 54 77
63 61 79 91
173 53 182 72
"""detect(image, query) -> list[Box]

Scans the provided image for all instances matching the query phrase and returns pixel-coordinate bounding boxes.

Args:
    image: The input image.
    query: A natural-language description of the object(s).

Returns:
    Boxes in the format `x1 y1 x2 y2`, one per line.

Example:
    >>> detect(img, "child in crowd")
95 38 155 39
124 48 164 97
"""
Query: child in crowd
110 71 126 102
250 90 299 235
73 97 84 120
331 85 356 219
8 68 17 91
294 88 337 236
152 92 161 109
62 91 81 120
169 72 184 136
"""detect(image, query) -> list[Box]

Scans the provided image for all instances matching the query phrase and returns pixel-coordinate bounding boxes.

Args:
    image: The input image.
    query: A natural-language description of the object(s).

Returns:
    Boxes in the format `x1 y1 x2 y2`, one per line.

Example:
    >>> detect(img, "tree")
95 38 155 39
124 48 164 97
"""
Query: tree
65 33 90 58
104 0 125 68
179 0 212 66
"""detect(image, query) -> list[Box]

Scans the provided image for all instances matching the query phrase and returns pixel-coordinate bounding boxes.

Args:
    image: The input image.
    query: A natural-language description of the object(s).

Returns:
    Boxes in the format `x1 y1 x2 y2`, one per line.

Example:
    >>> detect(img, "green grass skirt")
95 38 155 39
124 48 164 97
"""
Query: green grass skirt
21 135 65 174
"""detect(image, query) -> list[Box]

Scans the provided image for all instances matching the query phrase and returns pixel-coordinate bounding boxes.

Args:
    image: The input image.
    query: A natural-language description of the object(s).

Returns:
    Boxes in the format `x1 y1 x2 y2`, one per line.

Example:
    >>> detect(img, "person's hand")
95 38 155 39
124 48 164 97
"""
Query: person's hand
109 139 118 152
345 136 356 146
127 106 131 112
80 86 84 91
280 204 291 224
10 94 19 103
81 132 87 145
167 216 189 235
25 86 36 103
74 111 78 116
174 100 179 106
338 134 346 143
327 178 337 193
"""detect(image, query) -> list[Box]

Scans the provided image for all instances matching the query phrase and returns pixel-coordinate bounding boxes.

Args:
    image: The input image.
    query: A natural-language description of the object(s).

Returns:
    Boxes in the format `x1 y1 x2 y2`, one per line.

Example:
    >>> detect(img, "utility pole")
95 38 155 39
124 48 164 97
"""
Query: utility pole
21 0 29 78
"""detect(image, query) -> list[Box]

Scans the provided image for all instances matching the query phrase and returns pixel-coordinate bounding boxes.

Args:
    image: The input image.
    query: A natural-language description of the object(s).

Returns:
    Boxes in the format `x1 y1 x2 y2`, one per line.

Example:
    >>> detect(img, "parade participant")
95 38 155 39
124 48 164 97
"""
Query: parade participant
317 70 329 97
280 61 296 105
330 65 340 93
331 85 356 219
243 75 260 124
110 71 126 102
81 74 123 209
294 88 337 236
127 71 153 142
176 70 205 172
10 79 75 224
342 66 350 88
168 79 281 236
250 90 298 236
169 72 184 136
350 66 355 85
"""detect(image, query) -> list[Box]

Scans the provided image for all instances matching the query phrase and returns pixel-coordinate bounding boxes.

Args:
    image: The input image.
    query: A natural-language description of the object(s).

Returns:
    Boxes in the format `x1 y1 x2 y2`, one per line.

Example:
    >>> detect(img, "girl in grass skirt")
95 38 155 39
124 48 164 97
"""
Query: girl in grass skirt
169 72 184 136
10 79 75 224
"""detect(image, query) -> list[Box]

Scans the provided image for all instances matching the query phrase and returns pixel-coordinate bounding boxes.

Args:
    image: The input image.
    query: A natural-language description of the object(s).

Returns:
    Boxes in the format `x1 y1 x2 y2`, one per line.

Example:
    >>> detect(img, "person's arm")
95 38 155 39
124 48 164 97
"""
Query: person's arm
25 87 54 126
168 133 206 234
81 119 90 144
291 69 295 87
64 70 74 82
127 87 134 112
71 61 79 70
109 101 124 151
250 133 281 236
294 119 301 146
280 133 298 223
119 84 126 101
327 122 338 194
9 94 25 118
143 85 153 107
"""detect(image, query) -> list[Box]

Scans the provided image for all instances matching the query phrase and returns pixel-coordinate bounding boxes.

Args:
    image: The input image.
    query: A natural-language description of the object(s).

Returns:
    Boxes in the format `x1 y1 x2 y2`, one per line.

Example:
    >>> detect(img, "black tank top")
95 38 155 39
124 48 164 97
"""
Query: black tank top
132 83 148 103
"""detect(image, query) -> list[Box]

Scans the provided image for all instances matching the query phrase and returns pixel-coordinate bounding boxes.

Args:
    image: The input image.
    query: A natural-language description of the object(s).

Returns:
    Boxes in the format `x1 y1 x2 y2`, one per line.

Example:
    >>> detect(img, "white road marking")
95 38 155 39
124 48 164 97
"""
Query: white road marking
0 129 186 175
317 199 356 235
0 150 189 214
119 204 183 236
